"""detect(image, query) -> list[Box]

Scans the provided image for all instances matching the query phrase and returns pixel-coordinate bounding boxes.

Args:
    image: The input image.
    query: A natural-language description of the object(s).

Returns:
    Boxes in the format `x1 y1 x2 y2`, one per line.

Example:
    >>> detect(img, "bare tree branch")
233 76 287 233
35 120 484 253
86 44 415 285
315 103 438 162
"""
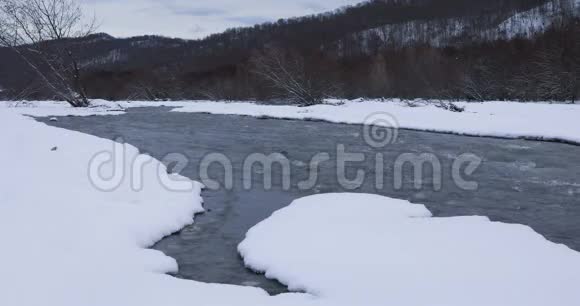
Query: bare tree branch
0 0 97 107
250 47 334 106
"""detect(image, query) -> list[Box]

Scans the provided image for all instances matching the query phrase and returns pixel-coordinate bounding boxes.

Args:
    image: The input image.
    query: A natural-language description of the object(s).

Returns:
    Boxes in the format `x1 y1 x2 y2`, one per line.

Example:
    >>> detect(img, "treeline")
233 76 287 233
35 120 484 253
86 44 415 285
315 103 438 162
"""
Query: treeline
78 19 579 103
1 0 578 103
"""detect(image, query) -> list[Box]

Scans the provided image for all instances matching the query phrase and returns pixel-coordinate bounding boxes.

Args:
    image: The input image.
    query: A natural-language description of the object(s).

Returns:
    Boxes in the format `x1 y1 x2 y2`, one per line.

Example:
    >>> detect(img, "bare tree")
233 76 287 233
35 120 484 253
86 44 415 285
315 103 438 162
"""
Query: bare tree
508 20 580 103
7 82 41 101
0 0 97 107
196 84 229 101
530 46 577 102
127 81 163 101
250 47 334 106
459 59 499 101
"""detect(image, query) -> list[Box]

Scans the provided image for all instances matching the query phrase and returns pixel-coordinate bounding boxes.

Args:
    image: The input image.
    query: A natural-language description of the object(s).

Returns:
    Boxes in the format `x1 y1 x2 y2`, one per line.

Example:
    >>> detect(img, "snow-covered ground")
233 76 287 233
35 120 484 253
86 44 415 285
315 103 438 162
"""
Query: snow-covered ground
0 100 126 117
240 194 580 306
166 99 580 145
0 107 310 306
4 99 580 145
2 100 580 306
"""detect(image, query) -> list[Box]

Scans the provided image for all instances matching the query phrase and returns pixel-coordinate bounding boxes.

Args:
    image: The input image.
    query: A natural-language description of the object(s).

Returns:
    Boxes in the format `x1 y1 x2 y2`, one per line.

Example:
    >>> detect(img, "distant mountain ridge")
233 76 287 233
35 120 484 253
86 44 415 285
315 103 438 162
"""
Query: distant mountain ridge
5 0 572 69
346 0 579 53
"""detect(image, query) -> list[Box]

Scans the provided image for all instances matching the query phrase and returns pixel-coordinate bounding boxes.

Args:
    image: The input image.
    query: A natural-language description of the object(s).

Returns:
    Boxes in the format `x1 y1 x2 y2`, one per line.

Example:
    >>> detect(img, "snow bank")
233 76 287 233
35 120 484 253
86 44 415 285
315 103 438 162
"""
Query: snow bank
0 100 126 117
4 99 579 145
0 109 312 306
170 100 580 145
239 193 580 306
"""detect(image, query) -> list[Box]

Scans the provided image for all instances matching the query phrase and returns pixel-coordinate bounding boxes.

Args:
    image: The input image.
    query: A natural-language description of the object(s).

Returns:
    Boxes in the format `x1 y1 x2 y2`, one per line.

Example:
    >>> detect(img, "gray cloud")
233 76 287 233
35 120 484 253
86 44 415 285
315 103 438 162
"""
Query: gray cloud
81 0 361 39
166 6 225 17
226 16 271 26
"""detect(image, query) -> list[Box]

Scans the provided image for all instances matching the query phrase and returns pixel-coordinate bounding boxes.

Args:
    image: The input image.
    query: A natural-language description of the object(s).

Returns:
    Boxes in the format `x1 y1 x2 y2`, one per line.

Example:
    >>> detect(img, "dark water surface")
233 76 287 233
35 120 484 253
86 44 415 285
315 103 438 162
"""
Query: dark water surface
39 107 580 295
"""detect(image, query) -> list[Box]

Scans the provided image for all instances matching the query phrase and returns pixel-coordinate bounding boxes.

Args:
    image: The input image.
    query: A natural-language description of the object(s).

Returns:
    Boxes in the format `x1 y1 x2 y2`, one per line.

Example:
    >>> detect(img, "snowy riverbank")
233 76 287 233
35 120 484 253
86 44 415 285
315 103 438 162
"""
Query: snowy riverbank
4 99 580 144
0 107 310 306
167 99 580 145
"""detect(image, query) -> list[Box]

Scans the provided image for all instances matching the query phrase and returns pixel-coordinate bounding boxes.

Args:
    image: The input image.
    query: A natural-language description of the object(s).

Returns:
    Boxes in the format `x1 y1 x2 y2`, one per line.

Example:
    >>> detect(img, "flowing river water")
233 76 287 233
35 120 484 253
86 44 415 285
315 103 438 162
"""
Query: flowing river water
39 107 580 294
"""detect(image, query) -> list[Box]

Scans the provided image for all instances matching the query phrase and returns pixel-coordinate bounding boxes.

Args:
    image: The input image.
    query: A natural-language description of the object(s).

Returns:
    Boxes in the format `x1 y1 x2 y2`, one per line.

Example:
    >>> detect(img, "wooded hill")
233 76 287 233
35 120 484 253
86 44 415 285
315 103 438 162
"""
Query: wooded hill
0 0 578 102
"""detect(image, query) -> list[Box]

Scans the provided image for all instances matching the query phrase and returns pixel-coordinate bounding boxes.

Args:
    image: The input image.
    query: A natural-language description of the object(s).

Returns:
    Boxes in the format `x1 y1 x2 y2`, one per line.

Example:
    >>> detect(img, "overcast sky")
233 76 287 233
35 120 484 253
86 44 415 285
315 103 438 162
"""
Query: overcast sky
81 0 362 39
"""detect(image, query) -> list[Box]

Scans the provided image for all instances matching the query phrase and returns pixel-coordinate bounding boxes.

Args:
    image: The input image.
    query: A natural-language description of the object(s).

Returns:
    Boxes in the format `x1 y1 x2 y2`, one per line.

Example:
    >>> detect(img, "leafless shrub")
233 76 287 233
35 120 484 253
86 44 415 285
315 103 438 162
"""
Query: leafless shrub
0 0 97 107
535 46 578 102
508 42 579 103
250 47 336 106
459 59 499 101
127 81 165 101
8 83 41 101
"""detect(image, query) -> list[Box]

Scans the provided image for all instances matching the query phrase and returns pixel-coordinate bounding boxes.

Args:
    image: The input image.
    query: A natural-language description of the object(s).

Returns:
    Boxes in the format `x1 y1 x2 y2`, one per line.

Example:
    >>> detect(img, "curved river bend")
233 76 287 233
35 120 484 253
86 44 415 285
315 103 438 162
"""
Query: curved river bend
40 107 580 294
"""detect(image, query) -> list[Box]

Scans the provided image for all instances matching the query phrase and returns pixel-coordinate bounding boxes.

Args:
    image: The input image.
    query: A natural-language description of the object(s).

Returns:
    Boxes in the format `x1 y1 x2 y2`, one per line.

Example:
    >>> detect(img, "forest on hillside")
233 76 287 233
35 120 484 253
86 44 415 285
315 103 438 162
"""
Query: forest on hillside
0 0 578 103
